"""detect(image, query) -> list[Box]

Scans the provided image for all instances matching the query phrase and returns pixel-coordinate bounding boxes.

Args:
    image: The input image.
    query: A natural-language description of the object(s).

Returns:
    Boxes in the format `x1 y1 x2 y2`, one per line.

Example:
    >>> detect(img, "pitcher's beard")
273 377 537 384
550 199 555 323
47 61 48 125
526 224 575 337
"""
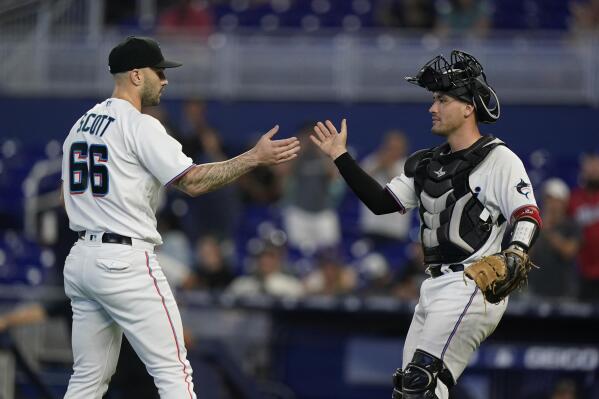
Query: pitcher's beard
141 86 161 107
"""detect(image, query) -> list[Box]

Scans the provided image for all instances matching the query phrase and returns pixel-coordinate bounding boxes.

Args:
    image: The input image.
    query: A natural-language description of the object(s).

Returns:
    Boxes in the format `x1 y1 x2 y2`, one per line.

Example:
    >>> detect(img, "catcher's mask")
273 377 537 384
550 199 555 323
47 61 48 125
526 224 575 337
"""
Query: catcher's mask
405 50 500 124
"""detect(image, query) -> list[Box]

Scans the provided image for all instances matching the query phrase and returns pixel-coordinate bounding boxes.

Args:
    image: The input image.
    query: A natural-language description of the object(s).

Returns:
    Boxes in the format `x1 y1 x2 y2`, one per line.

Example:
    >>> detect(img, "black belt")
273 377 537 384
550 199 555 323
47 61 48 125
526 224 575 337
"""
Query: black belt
78 231 132 246
428 264 464 278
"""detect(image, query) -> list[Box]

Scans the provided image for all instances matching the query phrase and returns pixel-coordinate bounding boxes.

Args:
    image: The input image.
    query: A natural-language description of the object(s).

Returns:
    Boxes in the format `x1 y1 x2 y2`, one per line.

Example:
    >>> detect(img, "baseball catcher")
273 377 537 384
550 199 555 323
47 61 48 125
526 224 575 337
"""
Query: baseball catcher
310 50 542 399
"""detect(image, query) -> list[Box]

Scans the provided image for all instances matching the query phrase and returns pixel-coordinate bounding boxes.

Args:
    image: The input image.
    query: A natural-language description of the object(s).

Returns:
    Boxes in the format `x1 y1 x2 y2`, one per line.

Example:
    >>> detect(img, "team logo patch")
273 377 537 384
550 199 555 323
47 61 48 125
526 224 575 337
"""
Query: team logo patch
433 166 446 178
516 178 531 198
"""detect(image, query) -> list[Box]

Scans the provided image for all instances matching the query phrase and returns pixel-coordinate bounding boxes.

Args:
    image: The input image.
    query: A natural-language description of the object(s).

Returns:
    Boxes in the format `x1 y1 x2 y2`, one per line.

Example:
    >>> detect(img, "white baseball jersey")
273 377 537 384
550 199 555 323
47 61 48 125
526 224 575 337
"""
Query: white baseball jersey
61 98 194 244
386 141 537 266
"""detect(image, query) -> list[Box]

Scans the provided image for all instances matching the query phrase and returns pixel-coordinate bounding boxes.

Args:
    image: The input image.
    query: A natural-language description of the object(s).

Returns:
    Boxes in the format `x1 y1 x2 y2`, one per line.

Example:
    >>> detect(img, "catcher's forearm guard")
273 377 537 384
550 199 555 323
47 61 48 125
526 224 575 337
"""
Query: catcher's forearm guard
509 205 542 251
510 220 538 251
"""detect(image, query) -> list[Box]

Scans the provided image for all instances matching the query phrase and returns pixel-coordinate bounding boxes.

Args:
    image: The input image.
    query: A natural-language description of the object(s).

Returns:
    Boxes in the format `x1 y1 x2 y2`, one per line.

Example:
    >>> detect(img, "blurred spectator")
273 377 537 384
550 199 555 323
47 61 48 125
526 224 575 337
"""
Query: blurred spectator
568 152 599 302
550 379 579 399
155 210 194 288
157 208 193 265
178 99 242 241
158 0 214 35
435 0 491 37
359 130 412 247
303 251 357 296
180 99 223 159
226 242 303 298
181 98 210 134
569 0 599 34
182 235 234 291
375 0 436 30
280 123 344 255
183 189 241 245
157 249 195 289
237 131 285 205
0 302 69 333
528 178 581 299
237 163 284 205
142 104 183 141
392 242 427 300
149 210 194 288
356 253 396 296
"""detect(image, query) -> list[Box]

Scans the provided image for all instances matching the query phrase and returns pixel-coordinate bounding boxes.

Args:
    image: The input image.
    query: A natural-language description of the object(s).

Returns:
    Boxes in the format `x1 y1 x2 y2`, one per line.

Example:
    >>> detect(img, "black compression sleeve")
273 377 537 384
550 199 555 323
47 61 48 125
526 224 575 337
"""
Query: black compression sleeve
334 152 403 215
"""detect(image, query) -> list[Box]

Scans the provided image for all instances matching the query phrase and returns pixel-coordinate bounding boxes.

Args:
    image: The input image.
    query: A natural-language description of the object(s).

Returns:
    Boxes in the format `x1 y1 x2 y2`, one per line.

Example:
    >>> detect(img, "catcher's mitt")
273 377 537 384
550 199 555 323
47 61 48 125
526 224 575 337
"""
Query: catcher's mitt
464 246 535 303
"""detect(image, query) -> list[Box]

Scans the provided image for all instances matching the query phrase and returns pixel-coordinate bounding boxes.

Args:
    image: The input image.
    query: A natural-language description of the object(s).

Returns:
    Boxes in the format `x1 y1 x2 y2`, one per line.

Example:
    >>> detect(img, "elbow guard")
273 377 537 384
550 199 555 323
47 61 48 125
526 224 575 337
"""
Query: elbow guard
509 205 542 251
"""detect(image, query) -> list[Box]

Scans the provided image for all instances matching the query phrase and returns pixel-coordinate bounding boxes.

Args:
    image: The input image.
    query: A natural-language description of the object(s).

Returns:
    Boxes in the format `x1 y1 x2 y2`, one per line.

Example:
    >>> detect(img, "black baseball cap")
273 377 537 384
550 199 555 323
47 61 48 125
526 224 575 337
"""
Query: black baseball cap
108 36 182 74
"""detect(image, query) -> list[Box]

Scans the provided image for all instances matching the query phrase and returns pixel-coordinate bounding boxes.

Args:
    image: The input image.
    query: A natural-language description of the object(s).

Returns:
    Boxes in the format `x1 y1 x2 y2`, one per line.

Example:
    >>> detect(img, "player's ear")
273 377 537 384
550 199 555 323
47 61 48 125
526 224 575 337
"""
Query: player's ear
129 69 143 87
464 102 475 119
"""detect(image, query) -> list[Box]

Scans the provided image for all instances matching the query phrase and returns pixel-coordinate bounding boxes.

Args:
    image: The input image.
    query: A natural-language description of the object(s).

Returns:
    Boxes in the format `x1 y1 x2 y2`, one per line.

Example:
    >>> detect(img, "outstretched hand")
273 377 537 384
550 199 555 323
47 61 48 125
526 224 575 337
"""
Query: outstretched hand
253 125 300 166
310 119 348 160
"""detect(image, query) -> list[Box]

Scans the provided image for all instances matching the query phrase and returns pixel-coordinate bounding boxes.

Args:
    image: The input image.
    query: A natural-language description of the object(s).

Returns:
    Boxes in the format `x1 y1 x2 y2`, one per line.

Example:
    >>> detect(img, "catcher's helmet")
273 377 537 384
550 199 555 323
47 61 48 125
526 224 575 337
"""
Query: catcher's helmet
405 50 500 124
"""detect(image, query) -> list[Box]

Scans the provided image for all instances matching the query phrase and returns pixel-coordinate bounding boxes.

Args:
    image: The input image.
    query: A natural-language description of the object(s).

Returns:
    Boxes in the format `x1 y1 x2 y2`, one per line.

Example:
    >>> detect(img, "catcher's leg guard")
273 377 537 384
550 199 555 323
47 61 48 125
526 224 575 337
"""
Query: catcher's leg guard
392 368 403 399
402 349 453 399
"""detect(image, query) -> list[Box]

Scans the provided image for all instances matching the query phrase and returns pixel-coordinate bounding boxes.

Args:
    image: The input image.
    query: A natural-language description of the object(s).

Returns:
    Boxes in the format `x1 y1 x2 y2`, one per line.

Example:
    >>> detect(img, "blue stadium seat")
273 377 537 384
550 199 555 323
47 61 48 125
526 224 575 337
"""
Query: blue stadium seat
0 231 48 285
213 0 375 31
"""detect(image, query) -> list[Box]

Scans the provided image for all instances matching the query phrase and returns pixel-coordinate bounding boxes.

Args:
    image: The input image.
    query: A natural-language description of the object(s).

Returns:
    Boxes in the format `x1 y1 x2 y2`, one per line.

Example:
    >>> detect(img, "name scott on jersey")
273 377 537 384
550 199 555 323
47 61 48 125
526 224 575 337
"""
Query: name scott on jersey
76 113 116 136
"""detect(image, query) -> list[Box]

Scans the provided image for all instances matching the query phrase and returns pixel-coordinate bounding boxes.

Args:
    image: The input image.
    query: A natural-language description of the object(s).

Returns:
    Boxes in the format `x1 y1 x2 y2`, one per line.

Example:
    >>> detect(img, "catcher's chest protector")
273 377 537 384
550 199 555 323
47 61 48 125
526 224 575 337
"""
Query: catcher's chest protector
411 136 505 264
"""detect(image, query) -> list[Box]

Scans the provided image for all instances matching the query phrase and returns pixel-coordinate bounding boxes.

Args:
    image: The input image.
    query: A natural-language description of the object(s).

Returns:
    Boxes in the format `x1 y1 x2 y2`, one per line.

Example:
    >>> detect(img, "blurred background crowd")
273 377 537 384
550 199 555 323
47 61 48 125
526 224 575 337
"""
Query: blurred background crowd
5 98 599 305
0 1 599 399
103 0 595 36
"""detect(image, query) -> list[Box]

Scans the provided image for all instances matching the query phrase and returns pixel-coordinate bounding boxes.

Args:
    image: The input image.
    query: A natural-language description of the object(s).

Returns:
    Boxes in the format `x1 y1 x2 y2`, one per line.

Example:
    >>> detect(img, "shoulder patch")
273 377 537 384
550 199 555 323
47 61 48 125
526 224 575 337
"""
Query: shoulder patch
515 178 532 199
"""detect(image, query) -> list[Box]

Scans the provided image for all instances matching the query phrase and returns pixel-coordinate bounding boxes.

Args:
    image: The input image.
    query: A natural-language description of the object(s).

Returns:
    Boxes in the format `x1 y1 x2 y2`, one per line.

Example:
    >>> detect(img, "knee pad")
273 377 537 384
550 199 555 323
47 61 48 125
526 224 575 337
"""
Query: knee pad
402 350 454 399
392 368 403 399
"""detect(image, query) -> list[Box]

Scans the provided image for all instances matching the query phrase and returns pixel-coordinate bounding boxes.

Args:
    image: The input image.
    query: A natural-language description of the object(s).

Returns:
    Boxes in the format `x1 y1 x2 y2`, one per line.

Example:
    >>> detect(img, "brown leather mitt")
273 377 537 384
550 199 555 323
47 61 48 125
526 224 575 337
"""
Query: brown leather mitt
464 246 535 304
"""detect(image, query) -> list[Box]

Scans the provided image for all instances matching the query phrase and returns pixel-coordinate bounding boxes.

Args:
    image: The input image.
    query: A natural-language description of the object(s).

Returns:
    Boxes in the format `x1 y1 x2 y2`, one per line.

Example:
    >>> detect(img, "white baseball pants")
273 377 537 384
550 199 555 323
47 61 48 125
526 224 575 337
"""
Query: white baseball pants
402 272 508 399
63 232 196 399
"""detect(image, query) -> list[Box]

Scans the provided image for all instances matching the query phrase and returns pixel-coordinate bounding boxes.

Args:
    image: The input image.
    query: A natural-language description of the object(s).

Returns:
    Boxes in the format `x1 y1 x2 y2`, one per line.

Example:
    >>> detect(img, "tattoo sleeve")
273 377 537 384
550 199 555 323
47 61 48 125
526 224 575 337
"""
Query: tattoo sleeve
175 150 259 196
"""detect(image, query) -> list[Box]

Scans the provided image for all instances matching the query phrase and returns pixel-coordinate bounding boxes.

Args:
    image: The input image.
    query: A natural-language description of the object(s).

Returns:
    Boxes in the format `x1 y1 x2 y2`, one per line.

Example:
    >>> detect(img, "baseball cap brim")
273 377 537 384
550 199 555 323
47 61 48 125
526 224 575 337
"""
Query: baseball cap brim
154 60 182 69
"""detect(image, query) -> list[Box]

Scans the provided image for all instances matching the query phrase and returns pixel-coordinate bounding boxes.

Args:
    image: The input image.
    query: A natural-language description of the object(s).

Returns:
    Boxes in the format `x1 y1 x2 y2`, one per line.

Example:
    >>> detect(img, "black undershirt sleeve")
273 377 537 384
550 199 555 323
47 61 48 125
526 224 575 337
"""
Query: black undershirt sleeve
333 152 403 215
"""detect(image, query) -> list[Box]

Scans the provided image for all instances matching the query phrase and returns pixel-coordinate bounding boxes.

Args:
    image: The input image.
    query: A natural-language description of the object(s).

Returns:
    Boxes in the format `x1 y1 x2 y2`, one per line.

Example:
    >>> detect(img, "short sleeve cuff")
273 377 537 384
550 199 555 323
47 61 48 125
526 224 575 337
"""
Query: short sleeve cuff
385 184 407 214
166 163 195 187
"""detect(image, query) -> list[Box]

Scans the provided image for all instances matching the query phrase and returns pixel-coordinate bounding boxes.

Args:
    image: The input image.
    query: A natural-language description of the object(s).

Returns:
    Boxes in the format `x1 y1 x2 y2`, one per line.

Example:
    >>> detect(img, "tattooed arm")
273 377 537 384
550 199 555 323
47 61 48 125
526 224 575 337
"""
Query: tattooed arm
175 150 259 196
174 126 300 197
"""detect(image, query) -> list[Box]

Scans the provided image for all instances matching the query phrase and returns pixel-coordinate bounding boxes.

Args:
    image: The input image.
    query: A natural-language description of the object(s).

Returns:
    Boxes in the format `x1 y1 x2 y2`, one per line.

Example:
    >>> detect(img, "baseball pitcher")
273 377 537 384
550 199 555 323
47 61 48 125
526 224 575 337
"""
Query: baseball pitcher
61 36 300 398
